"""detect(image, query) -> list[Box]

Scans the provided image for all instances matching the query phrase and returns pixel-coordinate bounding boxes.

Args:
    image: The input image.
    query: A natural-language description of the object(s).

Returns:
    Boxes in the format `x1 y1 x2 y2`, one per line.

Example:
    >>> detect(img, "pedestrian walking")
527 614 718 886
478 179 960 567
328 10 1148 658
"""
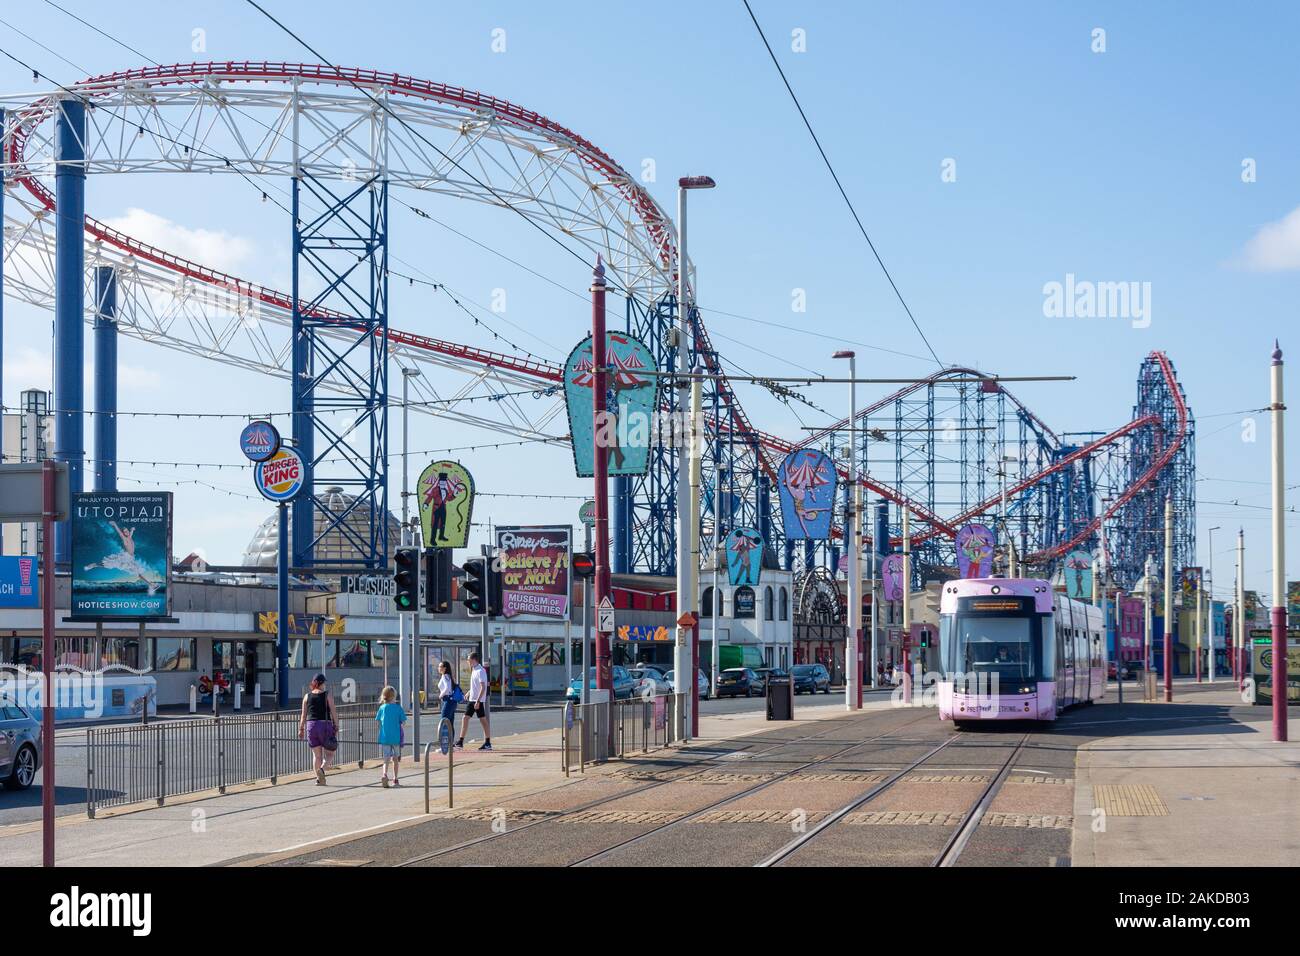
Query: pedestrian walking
375 685 406 788
298 673 338 785
436 660 462 725
456 651 492 751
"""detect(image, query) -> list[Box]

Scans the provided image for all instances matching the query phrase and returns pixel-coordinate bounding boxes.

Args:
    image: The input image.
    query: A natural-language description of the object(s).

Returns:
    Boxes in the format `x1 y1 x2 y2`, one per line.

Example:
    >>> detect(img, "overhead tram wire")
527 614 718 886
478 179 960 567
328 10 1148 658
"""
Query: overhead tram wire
7 13 558 367
740 0 943 368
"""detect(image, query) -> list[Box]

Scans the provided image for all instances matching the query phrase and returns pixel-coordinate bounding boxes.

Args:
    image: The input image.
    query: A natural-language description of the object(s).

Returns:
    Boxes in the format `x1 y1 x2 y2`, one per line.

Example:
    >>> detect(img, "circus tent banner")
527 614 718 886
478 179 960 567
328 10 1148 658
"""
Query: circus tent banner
776 449 837 541
563 332 657 478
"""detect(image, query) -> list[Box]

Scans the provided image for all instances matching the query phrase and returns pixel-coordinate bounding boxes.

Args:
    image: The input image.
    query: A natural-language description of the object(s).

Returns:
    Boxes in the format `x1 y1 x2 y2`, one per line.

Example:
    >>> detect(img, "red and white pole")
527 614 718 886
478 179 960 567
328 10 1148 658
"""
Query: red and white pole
41 459 56 867
1269 342 1287 742
591 258 612 696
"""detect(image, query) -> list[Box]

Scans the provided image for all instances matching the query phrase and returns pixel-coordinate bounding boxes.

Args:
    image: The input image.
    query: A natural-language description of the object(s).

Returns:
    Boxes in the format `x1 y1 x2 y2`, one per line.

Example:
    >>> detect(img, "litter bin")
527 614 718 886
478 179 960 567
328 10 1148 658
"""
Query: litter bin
766 675 793 721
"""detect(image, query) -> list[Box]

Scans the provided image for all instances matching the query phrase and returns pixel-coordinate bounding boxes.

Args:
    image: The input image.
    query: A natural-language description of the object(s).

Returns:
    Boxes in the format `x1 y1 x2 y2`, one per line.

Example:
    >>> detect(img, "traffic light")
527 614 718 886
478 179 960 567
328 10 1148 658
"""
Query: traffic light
393 547 419 612
462 556 502 617
918 629 931 649
423 547 452 614
572 551 596 579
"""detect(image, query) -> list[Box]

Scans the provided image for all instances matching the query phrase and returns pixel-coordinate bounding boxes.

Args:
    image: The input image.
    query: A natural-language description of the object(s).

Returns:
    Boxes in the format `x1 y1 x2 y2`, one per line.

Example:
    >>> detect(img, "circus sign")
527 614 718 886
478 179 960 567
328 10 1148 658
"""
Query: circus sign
1064 551 1094 600
724 527 763 587
882 553 905 602
563 332 657 478
253 448 306 503
777 449 838 540
238 420 281 463
418 461 475 549
955 523 995 579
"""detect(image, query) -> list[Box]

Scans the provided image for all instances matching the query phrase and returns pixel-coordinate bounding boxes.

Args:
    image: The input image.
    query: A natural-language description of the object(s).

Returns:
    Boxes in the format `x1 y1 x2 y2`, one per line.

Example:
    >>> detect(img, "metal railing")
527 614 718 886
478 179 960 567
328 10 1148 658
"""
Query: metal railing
86 702 383 817
562 693 685 774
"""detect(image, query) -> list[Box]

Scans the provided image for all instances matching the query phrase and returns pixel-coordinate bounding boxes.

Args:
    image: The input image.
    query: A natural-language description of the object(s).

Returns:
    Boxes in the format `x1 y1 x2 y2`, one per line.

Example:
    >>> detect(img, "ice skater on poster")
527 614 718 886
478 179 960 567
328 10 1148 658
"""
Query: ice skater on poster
72 493 171 617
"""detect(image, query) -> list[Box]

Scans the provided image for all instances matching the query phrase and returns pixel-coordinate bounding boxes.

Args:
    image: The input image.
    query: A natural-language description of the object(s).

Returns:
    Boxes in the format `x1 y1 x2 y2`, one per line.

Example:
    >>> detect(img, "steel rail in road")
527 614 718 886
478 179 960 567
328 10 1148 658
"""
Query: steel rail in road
930 732 1032 867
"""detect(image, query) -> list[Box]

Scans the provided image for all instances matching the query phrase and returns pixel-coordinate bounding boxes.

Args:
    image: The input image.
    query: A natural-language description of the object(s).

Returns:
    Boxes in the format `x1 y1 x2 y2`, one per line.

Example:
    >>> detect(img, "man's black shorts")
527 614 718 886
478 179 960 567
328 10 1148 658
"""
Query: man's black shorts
464 700 487 718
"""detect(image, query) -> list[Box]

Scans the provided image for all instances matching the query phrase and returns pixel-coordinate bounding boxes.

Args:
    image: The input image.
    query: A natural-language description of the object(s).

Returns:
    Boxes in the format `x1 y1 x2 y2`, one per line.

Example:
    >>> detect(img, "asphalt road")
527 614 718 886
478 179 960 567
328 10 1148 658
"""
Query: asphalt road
0 687 862 827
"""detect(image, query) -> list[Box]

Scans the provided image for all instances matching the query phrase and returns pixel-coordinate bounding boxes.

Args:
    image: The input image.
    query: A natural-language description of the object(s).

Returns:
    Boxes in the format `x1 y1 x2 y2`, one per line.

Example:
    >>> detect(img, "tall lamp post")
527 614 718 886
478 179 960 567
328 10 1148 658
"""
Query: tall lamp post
833 350 861 709
675 174 714 738
1207 526 1220 683
1268 342 1287 743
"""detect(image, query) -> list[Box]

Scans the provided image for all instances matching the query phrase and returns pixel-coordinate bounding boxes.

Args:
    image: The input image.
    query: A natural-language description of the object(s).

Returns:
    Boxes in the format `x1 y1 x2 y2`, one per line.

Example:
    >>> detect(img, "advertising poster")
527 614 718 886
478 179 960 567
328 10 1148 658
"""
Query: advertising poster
1064 550 1094 600
724 527 763 586
0 556 39 609
71 492 172 619
777 449 837 540
495 525 572 621
955 524 995 578
563 332 657 478
417 460 474 549
882 553 905 601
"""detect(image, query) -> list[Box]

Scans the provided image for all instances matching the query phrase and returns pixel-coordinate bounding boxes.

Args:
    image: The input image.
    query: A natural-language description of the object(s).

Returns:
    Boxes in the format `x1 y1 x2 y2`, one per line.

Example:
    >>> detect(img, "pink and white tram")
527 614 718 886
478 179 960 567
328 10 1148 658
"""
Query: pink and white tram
936 577 1105 726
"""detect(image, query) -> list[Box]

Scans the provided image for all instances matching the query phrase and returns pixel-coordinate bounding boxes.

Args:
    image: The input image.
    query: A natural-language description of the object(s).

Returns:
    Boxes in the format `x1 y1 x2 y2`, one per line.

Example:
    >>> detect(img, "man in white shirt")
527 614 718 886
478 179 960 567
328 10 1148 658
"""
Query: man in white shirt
457 651 492 751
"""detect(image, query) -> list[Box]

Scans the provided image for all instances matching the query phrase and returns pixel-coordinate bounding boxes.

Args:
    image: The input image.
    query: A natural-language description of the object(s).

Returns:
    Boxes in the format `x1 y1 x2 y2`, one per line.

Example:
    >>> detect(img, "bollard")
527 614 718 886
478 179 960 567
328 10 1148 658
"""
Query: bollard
234 682 242 711
254 683 262 710
189 684 197 714
423 743 434 814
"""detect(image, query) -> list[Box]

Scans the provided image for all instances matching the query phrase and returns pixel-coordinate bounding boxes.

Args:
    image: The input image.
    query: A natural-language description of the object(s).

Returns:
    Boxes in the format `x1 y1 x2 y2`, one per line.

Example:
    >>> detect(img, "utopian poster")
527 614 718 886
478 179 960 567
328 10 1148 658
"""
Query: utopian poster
71 492 172 618
417 460 474 549
495 525 572 621
562 332 657 478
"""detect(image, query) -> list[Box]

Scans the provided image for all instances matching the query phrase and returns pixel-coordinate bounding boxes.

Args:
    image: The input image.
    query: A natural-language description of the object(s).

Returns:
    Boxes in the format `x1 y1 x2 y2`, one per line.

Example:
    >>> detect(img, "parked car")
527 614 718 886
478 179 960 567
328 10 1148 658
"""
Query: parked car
1110 660 1142 681
565 666 636 701
792 663 832 694
627 666 672 697
715 667 762 698
0 703 42 791
663 668 710 700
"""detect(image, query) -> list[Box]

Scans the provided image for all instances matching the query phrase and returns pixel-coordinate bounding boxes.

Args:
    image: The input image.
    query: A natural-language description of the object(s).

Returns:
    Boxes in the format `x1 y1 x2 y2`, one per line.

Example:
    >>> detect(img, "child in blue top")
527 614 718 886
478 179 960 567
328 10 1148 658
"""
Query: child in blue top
375 686 407 788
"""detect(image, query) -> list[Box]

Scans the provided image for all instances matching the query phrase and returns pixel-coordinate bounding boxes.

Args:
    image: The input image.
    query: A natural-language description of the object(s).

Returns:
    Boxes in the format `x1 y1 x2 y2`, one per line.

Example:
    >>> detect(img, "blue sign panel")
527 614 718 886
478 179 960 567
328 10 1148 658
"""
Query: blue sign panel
562 332 657 477
777 449 837 540
0 556 39 609
239 420 281 462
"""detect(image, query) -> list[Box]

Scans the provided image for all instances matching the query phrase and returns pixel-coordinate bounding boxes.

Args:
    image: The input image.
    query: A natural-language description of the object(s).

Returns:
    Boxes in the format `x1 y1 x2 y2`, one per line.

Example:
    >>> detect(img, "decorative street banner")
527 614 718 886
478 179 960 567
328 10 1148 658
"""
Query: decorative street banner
1181 566 1202 595
955 523 995 578
71 492 172 619
418 461 474 548
882 553 905 602
256 612 345 636
563 332 657 477
617 623 672 642
1064 550 1094 600
1245 589 1260 622
777 449 837 540
724 527 763 586
495 525 572 621
1288 581 1300 626
0 556 39 609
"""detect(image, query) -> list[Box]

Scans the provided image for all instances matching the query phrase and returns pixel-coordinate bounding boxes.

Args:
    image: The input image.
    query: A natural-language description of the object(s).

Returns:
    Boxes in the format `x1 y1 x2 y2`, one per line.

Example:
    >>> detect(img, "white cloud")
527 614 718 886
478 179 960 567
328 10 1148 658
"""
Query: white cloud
2 347 51 395
1234 205 1300 271
118 362 163 392
101 208 258 276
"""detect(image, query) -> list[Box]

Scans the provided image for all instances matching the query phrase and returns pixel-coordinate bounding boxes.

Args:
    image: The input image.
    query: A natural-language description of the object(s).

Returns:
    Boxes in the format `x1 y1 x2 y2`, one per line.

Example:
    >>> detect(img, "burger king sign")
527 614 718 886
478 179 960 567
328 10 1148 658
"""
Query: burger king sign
254 447 306 502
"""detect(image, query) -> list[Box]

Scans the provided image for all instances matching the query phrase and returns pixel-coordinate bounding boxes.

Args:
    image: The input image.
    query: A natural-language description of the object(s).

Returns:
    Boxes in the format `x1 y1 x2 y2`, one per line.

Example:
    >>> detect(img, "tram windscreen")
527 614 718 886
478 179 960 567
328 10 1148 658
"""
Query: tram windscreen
942 606 1045 689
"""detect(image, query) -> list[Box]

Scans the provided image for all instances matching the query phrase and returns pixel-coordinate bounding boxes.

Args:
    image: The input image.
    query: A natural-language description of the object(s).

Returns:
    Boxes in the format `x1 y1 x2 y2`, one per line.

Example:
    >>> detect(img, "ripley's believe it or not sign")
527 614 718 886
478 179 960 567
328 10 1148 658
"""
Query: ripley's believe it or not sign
418 461 475 549
562 332 657 478
71 492 173 619
495 525 572 621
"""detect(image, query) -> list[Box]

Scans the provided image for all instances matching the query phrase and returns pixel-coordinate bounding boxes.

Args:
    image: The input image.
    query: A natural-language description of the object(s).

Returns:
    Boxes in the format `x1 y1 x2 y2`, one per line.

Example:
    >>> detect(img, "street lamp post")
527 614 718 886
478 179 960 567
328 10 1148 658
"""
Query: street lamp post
1236 528 1245 689
1207 526 1220 683
1268 342 1287 743
675 175 715 738
834 350 861 710
1164 495 1174 703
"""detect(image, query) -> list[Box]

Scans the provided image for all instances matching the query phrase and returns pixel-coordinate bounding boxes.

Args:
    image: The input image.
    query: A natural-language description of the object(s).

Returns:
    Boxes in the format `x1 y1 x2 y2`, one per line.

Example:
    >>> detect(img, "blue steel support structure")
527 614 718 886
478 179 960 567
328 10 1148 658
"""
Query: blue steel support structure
54 99 86 566
93 267 117 492
290 170 389 570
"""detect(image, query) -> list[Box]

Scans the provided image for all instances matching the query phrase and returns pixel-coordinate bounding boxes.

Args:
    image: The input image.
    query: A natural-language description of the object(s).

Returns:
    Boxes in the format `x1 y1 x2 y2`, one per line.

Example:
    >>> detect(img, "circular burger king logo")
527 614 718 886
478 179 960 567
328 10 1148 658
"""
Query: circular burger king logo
254 447 306 502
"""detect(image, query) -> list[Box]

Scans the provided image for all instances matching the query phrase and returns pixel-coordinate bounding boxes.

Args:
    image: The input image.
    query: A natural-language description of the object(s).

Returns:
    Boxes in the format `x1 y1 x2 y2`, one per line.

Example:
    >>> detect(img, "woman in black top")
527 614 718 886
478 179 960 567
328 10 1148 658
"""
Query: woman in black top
298 673 338 784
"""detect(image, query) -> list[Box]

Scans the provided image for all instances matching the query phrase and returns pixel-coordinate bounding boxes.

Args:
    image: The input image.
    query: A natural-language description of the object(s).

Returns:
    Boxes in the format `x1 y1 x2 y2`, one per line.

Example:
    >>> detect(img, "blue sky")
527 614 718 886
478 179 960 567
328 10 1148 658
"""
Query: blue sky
0 1 1296 602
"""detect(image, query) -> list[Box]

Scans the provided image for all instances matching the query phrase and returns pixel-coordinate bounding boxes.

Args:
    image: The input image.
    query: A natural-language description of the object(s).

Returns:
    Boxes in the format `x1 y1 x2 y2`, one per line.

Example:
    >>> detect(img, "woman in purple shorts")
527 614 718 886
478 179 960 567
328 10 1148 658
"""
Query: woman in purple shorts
297 673 339 785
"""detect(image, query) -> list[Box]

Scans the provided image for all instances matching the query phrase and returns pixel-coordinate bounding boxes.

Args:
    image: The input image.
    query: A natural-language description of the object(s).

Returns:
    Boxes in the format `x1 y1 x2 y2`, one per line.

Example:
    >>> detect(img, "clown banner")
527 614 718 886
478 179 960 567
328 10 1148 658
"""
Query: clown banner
417 461 475 549
955 523 995 578
724 527 763 586
777 449 837 540
563 332 657 477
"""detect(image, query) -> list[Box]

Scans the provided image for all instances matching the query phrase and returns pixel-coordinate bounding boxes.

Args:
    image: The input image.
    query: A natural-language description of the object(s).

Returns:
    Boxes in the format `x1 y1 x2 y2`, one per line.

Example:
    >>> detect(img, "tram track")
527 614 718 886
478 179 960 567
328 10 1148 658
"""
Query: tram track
931 732 1032 867
393 711 928 867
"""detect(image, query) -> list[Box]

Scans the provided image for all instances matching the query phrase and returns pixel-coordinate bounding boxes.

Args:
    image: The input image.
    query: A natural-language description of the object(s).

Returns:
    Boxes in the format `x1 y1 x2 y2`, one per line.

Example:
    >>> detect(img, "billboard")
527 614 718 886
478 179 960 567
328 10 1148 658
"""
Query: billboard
562 332 657 477
955 524 995 578
0 556 39 609
495 525 572 621
1064 550 1093 601
724 527 763 586
417 460 475 549
71 492 172 619
777 449 837 540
